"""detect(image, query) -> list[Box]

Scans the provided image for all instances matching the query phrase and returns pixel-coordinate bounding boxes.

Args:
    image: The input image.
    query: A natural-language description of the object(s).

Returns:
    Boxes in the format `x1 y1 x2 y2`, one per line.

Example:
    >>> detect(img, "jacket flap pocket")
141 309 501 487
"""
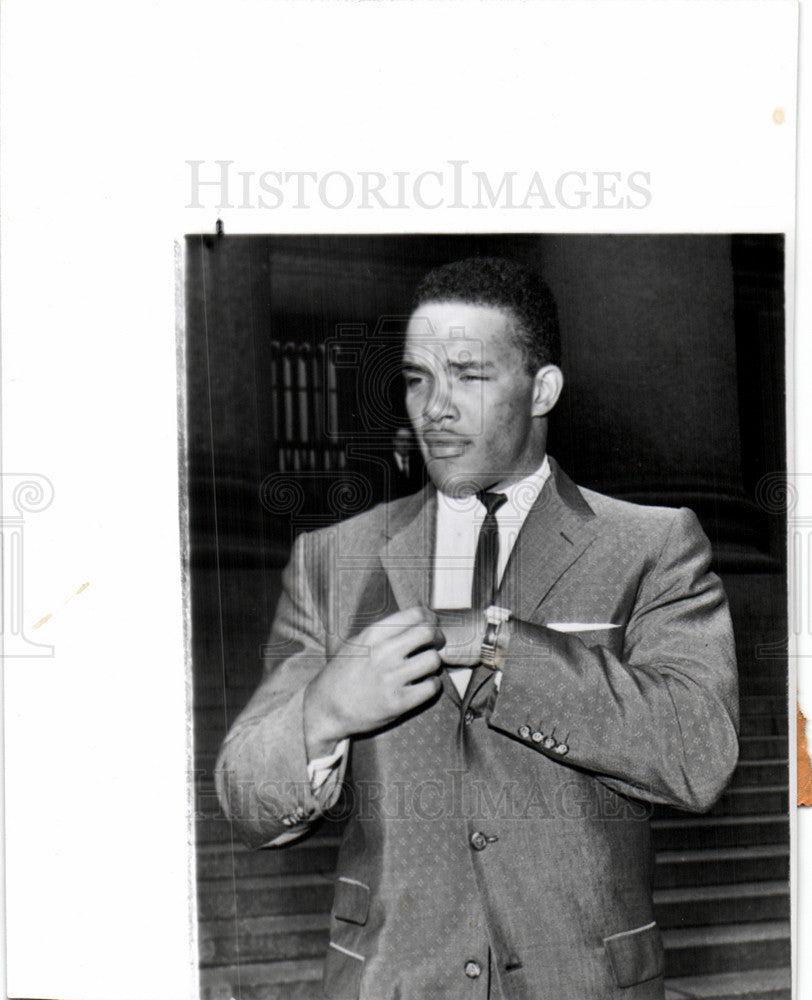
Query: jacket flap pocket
333 876 369 925
324 941 364 999
603 921 664 988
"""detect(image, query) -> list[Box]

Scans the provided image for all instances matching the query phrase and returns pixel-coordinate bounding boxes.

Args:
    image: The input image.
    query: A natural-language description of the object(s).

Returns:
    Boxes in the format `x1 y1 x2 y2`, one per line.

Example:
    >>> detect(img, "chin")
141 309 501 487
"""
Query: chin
426 461 482 498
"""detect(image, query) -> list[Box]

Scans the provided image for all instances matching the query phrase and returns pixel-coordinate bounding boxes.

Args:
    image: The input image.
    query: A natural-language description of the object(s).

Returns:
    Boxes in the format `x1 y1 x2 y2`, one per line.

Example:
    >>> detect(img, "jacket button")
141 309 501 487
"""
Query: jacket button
554 742 569 755
464 960 482 979
531 731 544 743
464 709 475 725
470 831 488 851
543 736 556 750
518 725 531 739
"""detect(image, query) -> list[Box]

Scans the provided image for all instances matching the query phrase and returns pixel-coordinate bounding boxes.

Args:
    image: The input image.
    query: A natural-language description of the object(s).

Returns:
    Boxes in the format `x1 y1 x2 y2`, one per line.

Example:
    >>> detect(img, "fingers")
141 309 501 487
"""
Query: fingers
398 674 443 712
398 647 442 683
381 622 443 663
360 605 437 645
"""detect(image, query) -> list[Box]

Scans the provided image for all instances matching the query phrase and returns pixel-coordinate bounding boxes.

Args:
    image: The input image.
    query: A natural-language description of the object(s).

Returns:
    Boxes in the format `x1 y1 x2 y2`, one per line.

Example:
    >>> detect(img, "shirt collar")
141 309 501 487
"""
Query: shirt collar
437 454 551 518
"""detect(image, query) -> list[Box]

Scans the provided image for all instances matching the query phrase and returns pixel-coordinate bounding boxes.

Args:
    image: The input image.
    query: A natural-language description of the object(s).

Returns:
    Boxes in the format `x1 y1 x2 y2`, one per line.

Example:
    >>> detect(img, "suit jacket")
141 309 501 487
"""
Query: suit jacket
215 458 739 1000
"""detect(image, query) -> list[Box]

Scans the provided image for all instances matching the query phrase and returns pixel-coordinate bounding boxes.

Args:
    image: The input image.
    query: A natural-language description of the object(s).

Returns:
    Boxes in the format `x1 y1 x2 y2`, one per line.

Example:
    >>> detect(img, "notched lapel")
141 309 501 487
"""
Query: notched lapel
498 459 597 622
379 487 436 612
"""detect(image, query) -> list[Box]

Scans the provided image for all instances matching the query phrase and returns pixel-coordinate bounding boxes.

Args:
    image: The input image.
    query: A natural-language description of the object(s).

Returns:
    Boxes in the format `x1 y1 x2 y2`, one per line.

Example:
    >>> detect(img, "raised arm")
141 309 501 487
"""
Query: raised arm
488 507 739 811
214 531 339 847
215 530 444 848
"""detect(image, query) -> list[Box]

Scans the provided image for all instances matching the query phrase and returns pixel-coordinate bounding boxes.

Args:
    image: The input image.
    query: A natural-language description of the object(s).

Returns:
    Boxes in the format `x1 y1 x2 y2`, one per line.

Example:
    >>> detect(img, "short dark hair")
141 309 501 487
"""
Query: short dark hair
411 256 561 373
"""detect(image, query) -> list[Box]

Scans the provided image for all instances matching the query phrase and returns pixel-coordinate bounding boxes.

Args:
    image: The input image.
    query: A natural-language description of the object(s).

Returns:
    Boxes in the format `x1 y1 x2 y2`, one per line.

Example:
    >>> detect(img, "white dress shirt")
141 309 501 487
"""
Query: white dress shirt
308 456 552 785
432 455 551 696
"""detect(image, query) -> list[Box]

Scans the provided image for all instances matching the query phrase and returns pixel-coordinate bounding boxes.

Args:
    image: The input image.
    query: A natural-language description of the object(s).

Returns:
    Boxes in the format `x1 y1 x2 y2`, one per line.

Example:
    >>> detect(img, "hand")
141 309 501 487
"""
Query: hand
435 608 485 667
304 605 443 757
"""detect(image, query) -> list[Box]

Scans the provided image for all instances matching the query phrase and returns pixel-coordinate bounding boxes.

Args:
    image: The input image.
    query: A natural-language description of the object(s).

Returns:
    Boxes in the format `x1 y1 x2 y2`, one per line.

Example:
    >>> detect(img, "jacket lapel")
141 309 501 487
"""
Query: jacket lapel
378 487 464 706
498 458 598 622
378 486 437 611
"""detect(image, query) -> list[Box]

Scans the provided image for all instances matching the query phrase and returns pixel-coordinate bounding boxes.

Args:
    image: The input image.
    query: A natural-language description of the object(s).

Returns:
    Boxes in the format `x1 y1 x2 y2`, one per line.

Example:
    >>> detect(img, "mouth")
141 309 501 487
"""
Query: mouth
422 433 469 459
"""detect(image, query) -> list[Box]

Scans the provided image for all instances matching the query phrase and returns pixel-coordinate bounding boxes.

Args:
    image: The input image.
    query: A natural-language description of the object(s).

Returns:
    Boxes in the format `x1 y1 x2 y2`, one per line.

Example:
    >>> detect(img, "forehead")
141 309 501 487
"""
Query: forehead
404 300 520 363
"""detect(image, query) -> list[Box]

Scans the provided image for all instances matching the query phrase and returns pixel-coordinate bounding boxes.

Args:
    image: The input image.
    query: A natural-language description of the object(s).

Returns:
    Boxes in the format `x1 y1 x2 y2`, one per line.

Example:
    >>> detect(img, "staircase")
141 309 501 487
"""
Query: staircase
193 569 791 1000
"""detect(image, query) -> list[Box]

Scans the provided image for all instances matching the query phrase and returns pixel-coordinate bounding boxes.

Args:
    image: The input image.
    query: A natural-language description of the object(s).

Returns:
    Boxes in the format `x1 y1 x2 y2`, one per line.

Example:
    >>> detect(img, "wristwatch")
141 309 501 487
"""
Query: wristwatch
480 605 512 667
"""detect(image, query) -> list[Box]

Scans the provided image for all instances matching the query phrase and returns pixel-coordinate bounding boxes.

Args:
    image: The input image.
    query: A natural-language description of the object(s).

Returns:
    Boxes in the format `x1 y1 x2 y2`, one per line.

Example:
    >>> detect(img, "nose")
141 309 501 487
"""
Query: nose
421 373 457 424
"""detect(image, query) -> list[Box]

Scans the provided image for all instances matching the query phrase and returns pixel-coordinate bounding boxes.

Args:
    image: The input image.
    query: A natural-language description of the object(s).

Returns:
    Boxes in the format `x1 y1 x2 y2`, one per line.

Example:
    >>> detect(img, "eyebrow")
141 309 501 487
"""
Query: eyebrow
401 359 494 374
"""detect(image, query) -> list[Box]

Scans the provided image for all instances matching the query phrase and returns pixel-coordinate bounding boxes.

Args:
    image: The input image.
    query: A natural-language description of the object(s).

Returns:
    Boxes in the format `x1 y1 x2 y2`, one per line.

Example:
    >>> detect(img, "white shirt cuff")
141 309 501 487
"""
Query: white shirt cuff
307 738 349 792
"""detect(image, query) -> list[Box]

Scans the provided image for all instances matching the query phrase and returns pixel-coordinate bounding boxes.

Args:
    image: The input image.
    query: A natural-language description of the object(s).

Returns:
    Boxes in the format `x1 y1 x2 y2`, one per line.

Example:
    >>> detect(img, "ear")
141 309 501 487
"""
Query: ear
531 365 564 417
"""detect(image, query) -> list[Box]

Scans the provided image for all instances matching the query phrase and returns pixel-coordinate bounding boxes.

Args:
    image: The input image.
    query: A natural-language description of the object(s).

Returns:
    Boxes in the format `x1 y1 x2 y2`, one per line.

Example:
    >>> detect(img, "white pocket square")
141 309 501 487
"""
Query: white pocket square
546 622 621 632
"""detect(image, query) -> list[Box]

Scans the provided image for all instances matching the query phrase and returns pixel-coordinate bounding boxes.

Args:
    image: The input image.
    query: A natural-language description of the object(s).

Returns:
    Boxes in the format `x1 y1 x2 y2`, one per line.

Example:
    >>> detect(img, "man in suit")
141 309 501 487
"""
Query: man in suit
215 257 739 1000
388 425 425 499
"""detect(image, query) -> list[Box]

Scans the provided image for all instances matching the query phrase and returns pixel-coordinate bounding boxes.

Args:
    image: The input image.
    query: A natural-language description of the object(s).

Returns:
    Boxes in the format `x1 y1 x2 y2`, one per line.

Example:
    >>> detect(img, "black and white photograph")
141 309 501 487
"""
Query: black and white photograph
186 234 789 1000
1 4 805 999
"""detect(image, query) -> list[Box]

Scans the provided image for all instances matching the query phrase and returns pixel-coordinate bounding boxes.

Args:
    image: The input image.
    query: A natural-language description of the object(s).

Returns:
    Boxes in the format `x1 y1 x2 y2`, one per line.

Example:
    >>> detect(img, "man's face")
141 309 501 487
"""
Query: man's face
403 300 539 496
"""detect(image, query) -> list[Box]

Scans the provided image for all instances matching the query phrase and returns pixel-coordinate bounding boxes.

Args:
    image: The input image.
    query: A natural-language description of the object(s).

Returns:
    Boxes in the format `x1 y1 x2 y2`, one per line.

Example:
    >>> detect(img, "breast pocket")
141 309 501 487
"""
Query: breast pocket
323 877 369 1000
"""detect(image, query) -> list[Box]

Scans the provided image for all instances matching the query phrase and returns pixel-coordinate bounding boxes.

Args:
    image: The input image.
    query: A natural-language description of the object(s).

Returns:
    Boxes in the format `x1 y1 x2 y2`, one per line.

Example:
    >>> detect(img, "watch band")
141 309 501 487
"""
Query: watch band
481 605 512 667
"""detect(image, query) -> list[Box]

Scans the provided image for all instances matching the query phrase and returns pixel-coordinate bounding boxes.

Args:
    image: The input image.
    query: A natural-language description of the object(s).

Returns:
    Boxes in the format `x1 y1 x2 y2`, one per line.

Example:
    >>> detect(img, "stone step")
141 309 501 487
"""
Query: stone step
662 920 790 978
738 713 788 737
196 816 242 846
197 873 334 921
199 958 322 1000
199 913 329 967
651 813 789 850
729 759 788 786
737 735 788 760
195 813 345 847
654 844 788 889
737 675 788 697
654 880 788 928
664 965 790 1000
738 695 787 717
709 784 789 816
196 836 342 880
